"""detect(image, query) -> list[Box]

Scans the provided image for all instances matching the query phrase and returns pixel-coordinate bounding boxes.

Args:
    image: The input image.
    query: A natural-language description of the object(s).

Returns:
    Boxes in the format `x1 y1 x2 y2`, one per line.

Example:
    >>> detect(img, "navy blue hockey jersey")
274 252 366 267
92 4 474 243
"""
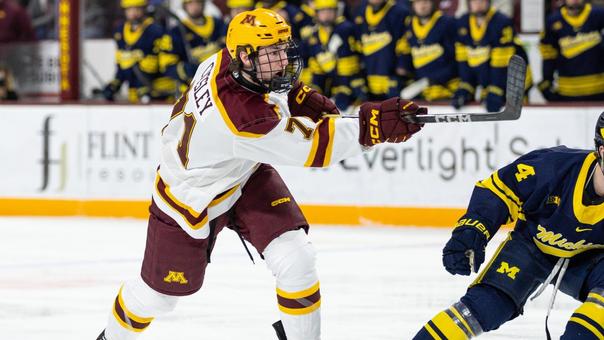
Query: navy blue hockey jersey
455 8 532 108
400 10 458 101
461 147 604 258
353 0 409 99
165 16 226 85
111 18 176 102
540 4 604 100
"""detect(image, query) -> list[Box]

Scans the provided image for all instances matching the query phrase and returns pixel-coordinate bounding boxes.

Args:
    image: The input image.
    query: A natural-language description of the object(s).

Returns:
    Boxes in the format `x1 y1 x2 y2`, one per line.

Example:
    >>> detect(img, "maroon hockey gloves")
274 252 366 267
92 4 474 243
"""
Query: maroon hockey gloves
358 98 425 147
288 81 339 122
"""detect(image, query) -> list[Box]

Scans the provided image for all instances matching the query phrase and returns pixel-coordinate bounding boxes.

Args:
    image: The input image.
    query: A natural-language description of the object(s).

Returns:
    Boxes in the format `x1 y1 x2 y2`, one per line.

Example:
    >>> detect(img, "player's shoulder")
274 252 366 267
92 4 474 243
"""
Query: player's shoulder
490 11 513 28
213 52 280 136
545 10 564 27
514 146 590 169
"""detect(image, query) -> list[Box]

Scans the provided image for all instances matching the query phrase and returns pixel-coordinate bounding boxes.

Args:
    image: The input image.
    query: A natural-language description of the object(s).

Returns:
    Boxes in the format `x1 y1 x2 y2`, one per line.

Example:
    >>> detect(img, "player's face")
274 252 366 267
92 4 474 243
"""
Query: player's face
124 7 145 22
565 0 584 9
469 0 489 14
413 0 433 17
256 43 290 82
368 0 386 6
316 8 337 26
184 1 204 19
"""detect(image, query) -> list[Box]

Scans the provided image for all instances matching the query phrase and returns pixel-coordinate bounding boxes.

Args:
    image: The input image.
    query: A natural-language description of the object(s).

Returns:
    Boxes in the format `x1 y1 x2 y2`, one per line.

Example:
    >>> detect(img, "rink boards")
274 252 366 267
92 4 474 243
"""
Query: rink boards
0 104 600 226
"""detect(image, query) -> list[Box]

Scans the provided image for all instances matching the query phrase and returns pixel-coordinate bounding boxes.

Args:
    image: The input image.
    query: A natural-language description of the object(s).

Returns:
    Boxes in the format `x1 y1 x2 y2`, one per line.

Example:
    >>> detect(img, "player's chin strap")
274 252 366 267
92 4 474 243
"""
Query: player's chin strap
529 257 570 340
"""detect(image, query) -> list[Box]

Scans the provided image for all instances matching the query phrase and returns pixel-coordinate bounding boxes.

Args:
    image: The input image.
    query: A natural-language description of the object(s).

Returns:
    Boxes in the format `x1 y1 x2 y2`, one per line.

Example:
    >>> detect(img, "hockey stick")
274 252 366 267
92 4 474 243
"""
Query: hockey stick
403 54 527 124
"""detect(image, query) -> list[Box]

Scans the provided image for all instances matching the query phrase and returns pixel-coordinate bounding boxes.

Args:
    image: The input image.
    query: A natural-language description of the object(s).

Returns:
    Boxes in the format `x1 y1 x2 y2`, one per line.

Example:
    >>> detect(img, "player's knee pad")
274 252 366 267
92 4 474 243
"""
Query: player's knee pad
561 287 604 340
263 229 318 288
263 229 320 317
460 284 518 332
414 301 483 340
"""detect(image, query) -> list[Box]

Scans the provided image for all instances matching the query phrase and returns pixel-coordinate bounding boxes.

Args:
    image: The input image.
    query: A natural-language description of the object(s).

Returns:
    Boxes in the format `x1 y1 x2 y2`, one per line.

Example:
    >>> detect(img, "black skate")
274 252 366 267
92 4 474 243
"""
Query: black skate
272 320 287 340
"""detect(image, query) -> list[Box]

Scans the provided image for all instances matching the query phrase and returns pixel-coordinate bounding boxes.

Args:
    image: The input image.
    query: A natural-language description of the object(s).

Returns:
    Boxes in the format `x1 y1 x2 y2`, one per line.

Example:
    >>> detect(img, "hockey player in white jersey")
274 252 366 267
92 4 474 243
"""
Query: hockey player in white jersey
96 8 425 340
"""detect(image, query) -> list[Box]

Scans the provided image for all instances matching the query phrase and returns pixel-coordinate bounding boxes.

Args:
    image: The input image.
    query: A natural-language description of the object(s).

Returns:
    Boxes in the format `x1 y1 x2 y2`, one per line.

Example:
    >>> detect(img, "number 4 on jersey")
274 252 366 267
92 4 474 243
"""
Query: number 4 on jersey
515 163 535 182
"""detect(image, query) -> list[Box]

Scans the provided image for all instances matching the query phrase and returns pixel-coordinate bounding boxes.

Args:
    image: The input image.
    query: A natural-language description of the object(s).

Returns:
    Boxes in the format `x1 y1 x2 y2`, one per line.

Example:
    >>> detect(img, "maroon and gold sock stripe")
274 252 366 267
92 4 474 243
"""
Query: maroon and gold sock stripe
112 286 154 333
276 281 321 315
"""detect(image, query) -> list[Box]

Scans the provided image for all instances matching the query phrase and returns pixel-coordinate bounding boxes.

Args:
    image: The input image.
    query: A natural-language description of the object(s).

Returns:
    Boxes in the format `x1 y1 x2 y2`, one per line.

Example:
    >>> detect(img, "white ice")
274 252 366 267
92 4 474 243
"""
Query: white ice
0 217 577 340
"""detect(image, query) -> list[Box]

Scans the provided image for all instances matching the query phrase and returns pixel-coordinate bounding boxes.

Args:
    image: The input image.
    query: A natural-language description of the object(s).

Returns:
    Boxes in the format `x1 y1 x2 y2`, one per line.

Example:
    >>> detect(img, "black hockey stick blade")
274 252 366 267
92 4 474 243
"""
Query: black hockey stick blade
404 55 527 123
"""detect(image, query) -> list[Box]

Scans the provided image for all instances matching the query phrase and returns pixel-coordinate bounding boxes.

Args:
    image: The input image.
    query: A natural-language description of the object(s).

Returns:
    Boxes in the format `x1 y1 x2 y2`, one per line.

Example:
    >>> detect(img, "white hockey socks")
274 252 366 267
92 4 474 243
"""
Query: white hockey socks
104 277 178 340
264 229 321 340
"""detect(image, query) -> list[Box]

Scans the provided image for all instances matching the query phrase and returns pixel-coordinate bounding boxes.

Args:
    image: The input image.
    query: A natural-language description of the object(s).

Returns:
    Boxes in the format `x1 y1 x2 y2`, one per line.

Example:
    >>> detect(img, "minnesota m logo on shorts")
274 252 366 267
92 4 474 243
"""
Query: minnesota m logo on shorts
163 271 188 284
496 261 520 279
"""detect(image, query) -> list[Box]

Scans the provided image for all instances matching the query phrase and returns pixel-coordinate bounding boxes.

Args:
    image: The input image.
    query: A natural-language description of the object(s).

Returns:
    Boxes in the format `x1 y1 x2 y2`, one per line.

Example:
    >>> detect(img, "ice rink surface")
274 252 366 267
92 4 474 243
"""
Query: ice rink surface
0 217 579 340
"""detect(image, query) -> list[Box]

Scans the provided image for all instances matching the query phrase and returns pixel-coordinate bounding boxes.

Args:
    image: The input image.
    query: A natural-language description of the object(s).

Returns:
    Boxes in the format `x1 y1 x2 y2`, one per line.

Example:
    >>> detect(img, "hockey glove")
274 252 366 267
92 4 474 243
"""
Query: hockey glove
442 220 489 275
102 80 121 101
485 92 504 112
288 81 339 122
537 80 559 102
358 97 425 147
452 88 472 110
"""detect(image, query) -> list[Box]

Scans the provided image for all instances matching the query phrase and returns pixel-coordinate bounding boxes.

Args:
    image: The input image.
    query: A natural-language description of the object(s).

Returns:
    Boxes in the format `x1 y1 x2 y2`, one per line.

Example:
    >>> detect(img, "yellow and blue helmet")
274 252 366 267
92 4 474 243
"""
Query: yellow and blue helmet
120 0 148 8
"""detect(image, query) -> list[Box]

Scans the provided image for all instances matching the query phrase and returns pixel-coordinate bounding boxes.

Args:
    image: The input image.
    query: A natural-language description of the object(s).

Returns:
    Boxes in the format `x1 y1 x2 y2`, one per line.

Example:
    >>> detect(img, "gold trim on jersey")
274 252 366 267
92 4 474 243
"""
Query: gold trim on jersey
411 44 444 69
455 42 468 62
466 46 491 67
561 3 592 29
559 31 602 59
336 55 360 76
539 43 558 60
211 52 266 138
124 18 154 46
573 152 604 224
182 16 215 39
154 173 208 230
533 225 604 258
469 8 495 43
361 31 393 56
476 171 524 223
365 0 394 27
412 10 442 41
558 73 604 96
490 46 515 67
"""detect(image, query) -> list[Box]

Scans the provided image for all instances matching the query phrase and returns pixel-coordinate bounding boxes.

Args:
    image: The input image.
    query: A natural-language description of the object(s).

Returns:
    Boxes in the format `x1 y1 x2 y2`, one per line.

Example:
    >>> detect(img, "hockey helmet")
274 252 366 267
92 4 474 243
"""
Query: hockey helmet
227 0 254 9
314 0 338 10
226 8 302 93
121 0 148 8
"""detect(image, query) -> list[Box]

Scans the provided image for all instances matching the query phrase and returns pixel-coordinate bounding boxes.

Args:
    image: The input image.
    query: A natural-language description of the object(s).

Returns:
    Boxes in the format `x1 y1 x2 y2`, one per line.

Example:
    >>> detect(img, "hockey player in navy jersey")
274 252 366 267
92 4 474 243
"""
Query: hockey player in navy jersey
164 0 227 91
96 8 425 340
353 0 410 101
400 0 458 101
102 0 176 103
414 111 604 339
302 0 364 111
539 0 604 101
452 0 532 112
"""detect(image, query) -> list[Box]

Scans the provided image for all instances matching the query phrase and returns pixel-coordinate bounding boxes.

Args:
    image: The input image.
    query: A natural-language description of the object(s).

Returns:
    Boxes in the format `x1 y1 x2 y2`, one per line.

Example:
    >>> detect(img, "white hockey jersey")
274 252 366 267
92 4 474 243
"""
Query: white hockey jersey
153 49 364 239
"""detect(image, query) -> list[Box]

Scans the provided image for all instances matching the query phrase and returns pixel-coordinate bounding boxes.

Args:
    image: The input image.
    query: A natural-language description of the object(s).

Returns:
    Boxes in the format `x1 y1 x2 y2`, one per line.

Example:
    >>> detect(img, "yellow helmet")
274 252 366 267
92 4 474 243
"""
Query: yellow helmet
227 0 254 8
226 8 292 59
226 8 301 93
314 0 338 10
121 0 148 8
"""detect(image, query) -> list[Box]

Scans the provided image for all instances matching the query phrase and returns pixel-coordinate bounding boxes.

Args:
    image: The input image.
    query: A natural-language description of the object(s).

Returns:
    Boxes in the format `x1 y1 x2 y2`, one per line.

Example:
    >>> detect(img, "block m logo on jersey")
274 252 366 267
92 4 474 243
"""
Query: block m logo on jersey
496 261 520 279
163 271 188 284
